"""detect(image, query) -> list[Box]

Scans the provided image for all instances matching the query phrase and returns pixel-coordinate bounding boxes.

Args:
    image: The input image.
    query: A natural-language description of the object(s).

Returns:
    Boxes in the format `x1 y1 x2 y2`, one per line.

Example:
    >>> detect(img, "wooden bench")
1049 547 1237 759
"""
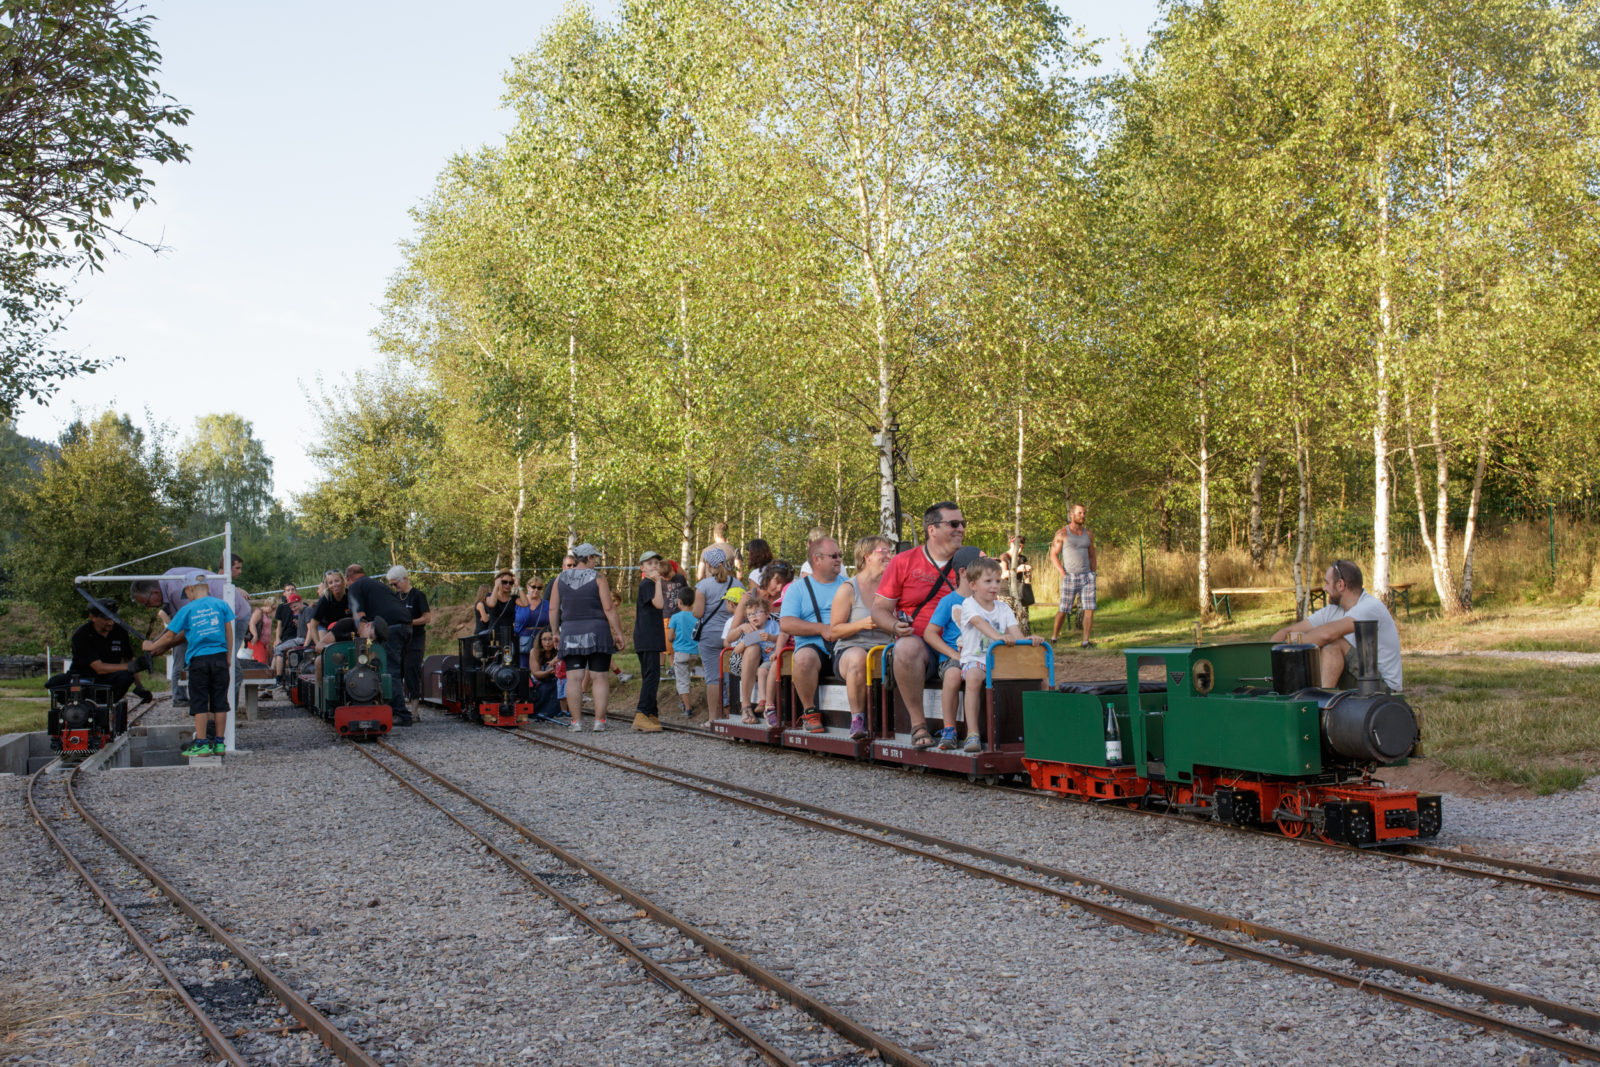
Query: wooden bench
1384 582 1415 620
176 666 275 721
1210 586 1326 623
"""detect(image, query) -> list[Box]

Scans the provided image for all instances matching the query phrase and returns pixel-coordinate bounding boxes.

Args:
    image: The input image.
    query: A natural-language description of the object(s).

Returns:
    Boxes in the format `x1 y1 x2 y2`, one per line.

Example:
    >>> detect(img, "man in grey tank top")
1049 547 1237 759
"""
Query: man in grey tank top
1049 504 1098 648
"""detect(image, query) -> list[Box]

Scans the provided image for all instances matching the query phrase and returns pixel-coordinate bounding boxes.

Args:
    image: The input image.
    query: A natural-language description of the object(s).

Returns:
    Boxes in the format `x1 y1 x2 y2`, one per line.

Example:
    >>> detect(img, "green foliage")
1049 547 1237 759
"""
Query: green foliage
176 413 275 534
0 0 191 414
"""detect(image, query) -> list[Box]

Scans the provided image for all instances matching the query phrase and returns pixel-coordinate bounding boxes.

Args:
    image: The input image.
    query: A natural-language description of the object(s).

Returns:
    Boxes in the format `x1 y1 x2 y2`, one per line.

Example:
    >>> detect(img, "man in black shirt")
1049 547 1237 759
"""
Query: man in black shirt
387 565 431 705
70 601 153 709
272 585 301 646
631 552 667 732
345 563 413 726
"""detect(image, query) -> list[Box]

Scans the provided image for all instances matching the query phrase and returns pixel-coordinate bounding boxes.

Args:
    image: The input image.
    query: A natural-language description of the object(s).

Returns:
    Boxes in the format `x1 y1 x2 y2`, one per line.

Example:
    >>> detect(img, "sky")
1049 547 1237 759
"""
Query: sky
17 0 1163 502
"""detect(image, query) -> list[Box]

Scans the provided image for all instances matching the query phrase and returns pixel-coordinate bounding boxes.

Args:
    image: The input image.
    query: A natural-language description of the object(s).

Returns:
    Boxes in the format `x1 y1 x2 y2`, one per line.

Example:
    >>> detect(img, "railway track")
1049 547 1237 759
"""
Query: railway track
25 762 378 1067
351 737 931 1067
661 720 1600 903
513 724 1600 1062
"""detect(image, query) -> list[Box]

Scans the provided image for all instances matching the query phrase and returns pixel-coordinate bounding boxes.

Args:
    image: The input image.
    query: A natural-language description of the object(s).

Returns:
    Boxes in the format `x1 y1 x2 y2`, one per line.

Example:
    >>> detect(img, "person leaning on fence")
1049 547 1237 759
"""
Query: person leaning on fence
830 535 897 741
143 573 234 757
780 537 847 735
871 501 968 750
549 543 626 732
1269 559 1403 692
631 551 669 733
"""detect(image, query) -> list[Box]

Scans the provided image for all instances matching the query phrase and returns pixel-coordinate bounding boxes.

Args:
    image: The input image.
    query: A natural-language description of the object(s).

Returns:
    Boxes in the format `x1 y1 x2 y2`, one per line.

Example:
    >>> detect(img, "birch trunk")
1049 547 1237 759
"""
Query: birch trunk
1012 399 1025 598
1459 427 1490 610
1292 419 1311 618
1197 361 1212 617
678 279 696 571
511 452 525 580
1248 452 1266 570
1373 142 1394 595
566 329 578 551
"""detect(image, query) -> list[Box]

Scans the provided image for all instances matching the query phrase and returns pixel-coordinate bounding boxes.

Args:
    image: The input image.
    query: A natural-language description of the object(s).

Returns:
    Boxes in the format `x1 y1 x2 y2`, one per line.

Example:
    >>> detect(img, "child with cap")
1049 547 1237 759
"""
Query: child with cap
144 571 236 757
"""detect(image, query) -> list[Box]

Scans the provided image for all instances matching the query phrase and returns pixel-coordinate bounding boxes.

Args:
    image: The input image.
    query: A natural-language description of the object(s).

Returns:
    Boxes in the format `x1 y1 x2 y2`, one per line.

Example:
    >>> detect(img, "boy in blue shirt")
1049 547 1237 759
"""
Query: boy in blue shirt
923 546 981 750
145 572 236 757
668 601 700 718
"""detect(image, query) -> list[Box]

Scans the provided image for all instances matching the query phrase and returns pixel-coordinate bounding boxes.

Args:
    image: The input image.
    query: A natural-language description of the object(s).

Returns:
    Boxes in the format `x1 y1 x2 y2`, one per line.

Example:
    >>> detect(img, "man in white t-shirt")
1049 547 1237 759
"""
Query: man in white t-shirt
1270 559 1402 691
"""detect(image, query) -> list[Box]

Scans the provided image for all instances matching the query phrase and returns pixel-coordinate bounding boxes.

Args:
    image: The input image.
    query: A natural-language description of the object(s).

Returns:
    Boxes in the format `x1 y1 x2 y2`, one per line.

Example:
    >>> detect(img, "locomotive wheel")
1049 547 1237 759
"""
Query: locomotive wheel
1275 791 1309 838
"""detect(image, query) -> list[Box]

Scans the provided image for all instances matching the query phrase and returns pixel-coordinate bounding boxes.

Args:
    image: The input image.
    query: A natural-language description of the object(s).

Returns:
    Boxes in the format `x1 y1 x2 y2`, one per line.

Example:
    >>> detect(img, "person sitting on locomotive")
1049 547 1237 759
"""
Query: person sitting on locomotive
69 599 154 711
780 537 847 735
871 501 968 750
143 574 235 757
720 561 795 723
953 556 1024 753
830 536 897 741
725 592 780 723
344 563 414 728
921 546 983 749
1269 559 1403 692
549 543 626 732
476 569 523 639
305 569 354 651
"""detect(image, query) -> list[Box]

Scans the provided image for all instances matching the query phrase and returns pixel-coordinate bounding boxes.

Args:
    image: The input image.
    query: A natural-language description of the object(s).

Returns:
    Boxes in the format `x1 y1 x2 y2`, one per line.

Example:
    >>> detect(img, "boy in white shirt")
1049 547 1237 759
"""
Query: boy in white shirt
953 556 1023 753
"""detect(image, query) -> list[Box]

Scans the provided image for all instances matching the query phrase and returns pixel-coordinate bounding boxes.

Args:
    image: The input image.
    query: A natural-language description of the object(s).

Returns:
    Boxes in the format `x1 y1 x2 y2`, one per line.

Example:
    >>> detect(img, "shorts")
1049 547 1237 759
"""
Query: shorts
563 652 612 673
792 645 834 679
187 652 230 717
673 651 695 694
937 654 963 677
1058 571 1097 612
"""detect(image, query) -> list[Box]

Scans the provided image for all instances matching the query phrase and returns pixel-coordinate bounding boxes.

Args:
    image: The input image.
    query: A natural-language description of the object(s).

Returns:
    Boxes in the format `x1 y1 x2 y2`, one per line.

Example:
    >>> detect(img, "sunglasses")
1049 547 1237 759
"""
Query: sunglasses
934 519 968 529
820 552 843 559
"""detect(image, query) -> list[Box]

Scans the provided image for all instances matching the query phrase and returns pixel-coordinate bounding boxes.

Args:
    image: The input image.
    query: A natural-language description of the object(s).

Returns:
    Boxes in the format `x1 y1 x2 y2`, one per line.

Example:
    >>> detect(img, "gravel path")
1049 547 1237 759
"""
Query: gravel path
401 719 1579 1064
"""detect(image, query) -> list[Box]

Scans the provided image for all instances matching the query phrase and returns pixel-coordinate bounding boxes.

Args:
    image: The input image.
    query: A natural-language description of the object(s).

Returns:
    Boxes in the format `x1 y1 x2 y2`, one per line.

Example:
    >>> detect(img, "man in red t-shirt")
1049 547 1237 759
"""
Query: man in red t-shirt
871 500 967 749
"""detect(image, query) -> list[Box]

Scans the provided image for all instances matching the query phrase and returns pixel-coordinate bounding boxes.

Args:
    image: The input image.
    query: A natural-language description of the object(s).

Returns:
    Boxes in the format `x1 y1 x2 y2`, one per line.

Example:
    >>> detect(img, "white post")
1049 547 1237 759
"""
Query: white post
45 645 50 676
223 521 237 753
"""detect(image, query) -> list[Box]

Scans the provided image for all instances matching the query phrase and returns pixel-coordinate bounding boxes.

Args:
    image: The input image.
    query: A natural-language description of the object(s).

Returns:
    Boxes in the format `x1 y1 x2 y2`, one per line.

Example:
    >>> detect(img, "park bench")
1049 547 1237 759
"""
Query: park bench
1210 586 1326 623
176 665 276 720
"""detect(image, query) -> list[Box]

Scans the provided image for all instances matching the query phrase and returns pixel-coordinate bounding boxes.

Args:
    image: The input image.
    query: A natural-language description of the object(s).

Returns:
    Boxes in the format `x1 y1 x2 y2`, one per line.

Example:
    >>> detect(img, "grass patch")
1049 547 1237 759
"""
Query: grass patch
0 698 46 734
0 599 53 654
0 674 48 692
1403 658 1600 794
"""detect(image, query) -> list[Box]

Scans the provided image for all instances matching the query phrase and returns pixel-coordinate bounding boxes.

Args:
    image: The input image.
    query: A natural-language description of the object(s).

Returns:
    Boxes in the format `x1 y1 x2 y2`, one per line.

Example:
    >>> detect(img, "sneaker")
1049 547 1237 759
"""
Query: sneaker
208 738 227 755
1080 640 1095 649
171 695 190 708
849 713 868 740
802 709 825 734
682 708 694 719
936 726 959 750
568 717 584 732
132 687 154 708
963 733 982 753
181 740 209 758
632 713 662 733
592 719 607 732
764 706 780 728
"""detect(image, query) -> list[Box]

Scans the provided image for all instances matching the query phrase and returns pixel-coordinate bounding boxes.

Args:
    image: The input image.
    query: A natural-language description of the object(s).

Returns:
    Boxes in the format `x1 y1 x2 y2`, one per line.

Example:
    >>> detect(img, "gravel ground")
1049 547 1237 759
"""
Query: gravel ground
8 690 1596 1065
401 717 1582 1064
553 722 1600 1051
65 700 782 1066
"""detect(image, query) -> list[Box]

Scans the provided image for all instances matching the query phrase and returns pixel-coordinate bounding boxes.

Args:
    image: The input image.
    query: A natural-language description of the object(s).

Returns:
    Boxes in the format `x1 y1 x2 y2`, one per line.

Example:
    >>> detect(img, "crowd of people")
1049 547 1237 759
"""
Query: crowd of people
60 506 1402 757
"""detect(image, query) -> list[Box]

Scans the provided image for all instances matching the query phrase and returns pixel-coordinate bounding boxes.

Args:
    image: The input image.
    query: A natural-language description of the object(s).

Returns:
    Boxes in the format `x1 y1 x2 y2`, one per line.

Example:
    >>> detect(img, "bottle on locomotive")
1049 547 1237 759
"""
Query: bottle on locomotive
1104 703 1122 765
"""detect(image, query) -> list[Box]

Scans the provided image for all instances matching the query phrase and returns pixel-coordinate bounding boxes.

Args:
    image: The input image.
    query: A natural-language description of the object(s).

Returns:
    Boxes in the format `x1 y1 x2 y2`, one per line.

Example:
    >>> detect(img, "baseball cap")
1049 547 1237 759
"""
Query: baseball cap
386 565 408 582
952 546 983 571
638 550 662 564
185 570 213 588
572 542 600 560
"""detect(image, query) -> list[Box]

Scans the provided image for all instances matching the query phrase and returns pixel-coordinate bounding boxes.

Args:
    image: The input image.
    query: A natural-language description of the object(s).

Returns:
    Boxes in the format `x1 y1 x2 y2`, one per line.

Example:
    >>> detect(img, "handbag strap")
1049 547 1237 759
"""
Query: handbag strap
802 577 835 655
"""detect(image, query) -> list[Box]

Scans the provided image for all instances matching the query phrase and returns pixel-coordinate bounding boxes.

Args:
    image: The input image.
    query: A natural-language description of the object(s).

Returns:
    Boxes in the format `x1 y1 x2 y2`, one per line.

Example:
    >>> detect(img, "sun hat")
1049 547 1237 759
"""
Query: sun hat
702 546 727 566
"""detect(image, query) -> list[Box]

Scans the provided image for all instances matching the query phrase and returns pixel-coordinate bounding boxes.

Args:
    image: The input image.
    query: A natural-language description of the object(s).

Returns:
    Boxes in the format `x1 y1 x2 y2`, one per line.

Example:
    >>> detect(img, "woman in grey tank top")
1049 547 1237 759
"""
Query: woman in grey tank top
548 543 626 731
830 536 896 740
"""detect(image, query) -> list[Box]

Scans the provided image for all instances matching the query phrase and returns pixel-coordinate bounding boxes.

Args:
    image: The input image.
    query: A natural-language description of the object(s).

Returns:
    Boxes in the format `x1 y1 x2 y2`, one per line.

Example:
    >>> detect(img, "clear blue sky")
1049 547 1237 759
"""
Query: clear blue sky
18 0 1163 500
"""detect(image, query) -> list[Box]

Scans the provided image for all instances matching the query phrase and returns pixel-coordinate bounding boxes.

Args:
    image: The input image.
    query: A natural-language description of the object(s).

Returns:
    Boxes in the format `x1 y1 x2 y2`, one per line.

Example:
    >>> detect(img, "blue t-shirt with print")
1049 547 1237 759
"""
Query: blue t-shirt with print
779 575 846 653
669 610 699 654
167 595 236 664
926 590 965 662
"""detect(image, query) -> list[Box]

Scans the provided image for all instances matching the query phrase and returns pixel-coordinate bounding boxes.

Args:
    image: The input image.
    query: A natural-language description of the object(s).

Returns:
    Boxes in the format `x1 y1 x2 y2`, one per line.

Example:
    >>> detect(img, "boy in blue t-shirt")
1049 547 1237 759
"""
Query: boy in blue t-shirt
923 546 981 749
145 573 236 756
668 604 699 718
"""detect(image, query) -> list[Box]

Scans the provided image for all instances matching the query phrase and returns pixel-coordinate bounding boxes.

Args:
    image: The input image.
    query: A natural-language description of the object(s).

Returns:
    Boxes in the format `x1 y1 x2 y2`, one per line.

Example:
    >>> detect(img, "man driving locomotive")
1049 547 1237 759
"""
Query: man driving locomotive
1269 559 1402 692
69 599 154 711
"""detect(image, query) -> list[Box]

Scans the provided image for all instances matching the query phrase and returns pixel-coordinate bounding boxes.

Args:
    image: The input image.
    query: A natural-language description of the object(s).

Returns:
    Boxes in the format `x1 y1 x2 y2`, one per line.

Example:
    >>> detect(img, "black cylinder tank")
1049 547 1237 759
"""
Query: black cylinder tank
344 664 382 703
486 662 519 693
1322 690 1418 763
62 699 93 729
1271 643 1320 694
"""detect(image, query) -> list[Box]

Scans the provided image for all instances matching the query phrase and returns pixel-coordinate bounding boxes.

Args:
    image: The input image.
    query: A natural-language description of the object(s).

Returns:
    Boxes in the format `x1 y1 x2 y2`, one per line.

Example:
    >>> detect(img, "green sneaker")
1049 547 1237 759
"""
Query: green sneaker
207 739 226 756
181 740 209 758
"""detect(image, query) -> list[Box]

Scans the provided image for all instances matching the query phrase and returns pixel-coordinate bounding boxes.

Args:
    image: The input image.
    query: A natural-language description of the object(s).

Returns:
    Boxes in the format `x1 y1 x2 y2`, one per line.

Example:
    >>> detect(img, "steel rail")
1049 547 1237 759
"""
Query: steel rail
661 721 1600 903
359 739 929 1067
25 768 248 1066
60 765 381 1067
517 728 1600 1062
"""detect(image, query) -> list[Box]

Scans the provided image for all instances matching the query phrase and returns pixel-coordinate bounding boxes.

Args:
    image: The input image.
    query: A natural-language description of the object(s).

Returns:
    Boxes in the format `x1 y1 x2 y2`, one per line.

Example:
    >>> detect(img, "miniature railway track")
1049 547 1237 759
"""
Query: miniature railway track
353 738 930 1067
659 720 1600 903
25 763 379 1067
515 726 1600 1062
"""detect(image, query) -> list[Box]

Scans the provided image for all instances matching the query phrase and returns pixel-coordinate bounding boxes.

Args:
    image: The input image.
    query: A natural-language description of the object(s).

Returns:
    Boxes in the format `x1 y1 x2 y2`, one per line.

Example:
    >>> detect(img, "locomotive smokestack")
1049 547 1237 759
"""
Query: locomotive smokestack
1353 619 1383 696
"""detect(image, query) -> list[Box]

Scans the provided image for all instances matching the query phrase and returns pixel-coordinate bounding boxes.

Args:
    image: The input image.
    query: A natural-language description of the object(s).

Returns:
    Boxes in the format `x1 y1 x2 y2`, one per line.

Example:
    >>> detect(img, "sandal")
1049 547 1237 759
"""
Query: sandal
911 723 936 749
